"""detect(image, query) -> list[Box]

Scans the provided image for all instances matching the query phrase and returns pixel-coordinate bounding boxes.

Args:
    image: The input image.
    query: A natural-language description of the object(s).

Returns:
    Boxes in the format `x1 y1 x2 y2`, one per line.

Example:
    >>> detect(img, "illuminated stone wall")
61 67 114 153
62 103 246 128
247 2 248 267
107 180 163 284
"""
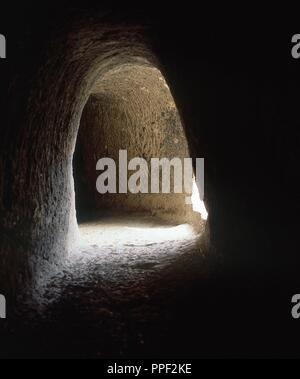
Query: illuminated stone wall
74 64 191 222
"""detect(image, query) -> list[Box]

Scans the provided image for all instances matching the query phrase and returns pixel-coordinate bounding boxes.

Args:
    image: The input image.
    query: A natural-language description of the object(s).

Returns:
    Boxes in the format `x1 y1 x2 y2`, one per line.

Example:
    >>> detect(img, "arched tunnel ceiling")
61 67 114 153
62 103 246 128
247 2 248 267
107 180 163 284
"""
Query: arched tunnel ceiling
74 63 193 220
0 23 159 296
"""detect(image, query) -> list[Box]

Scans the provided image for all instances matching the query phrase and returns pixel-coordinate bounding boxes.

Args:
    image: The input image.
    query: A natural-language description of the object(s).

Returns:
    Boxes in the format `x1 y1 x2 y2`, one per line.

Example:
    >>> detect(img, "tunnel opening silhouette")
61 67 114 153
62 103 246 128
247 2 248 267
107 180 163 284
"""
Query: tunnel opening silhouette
0 21 210 302
1 3 298 359
72 63 207 255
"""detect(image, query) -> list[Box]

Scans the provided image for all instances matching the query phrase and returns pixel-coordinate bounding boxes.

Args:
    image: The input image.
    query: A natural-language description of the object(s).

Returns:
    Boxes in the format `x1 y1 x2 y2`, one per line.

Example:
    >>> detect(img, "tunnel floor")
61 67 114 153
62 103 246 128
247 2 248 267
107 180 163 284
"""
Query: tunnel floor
2 213 212 359
2 213 292 358
44 213 202 310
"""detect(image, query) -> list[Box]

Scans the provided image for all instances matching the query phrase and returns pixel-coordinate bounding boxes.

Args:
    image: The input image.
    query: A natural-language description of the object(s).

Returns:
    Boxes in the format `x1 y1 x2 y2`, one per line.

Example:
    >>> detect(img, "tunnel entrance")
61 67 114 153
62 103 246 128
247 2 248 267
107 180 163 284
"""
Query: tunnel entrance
72 63 207 254
0 18 214 359
63 64 208 309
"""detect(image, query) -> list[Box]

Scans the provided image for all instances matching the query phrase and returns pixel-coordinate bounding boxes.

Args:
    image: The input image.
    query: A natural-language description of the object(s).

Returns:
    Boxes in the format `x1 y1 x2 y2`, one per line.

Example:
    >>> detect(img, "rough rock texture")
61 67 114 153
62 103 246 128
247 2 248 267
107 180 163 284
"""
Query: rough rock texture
74 64 191 221
0 6 299 357
0 18 159 299
2 215 208 358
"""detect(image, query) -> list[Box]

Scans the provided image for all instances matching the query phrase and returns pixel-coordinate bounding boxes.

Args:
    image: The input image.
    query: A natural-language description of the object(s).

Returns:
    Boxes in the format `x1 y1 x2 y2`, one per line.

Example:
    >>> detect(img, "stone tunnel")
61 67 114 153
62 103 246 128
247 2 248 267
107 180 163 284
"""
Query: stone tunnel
0 3 299 358
74 64 193 221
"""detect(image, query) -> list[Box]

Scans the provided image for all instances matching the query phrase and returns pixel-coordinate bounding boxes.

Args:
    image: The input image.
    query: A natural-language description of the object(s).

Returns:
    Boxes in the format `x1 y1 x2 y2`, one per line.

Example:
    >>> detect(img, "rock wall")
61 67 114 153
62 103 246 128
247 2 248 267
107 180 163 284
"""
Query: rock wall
0 4 298 302
0 15 159 298
74 64 191 222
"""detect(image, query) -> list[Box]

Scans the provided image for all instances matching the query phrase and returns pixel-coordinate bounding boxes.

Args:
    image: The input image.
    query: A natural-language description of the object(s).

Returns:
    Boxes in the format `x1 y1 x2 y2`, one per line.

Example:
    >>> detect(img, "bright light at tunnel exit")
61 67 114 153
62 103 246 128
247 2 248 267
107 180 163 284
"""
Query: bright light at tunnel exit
192 177 208 220
73 178 208 253
78 222 198 250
